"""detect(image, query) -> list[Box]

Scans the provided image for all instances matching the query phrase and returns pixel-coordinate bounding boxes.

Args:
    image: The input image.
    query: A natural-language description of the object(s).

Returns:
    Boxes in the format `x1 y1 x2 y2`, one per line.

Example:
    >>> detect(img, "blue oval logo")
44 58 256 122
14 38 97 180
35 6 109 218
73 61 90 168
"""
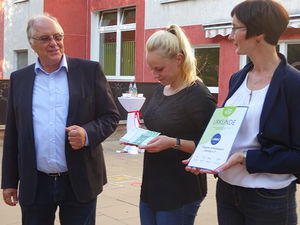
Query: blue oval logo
211 133 221 145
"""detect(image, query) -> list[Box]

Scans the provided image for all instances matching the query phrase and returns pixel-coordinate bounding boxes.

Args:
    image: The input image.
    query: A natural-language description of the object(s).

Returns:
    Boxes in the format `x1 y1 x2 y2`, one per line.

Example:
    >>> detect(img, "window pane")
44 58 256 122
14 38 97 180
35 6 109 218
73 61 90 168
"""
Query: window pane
195 48 219 86
121 31 135 76
101 11 117 26
100 33 116 75
122 9 136 24
287 44 300 71
16 50 28 70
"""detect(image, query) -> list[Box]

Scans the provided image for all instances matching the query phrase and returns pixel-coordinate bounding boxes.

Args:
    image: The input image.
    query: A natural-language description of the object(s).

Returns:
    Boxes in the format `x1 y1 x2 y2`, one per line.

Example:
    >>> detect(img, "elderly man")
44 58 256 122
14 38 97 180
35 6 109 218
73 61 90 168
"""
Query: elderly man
1 14 120 225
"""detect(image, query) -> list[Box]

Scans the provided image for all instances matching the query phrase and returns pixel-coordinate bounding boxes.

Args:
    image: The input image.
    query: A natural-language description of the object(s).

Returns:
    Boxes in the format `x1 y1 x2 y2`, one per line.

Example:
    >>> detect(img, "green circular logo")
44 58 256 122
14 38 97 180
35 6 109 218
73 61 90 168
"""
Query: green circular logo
222 107 236 117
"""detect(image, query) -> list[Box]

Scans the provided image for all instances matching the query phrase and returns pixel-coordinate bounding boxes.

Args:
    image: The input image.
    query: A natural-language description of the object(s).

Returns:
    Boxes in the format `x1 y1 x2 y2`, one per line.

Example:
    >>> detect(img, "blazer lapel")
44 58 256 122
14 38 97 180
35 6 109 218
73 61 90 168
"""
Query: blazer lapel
66 57 79 127
259 56 286 131
22 65 36 153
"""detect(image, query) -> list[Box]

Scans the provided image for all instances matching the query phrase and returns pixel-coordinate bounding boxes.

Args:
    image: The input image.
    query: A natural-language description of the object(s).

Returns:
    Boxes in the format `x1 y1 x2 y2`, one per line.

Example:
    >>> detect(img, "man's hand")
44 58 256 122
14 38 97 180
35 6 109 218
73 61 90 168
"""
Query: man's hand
3 188 18 206
66 125 86 150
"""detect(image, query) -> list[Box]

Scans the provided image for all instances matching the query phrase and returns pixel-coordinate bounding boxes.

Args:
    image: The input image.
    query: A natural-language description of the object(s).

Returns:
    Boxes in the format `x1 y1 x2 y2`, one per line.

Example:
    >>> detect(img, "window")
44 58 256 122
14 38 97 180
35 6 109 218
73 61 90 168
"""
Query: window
97 7 136 81
193 46 219 94
287 43 300 71
15 50 28 70
101 11 117 26
122 8 136 24
240 41 300 71
99 33 116 75
121 31 135 75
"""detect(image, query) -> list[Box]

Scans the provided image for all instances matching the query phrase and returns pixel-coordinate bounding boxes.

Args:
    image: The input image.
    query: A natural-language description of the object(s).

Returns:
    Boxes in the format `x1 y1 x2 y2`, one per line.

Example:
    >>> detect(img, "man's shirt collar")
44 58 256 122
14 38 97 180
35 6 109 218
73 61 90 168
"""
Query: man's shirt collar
34 54 68 75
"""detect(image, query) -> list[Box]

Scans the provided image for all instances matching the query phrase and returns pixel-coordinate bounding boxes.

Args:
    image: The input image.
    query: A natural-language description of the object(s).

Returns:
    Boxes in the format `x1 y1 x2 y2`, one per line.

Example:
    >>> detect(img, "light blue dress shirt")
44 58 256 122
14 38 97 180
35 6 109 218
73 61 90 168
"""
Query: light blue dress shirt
32 55 69 173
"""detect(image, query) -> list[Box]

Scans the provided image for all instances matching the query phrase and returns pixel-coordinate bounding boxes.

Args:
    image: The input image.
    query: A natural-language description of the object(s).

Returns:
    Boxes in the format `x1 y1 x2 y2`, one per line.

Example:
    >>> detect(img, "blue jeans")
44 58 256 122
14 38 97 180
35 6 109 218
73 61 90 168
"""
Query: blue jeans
139 199 202 225
216 178 297 225
20 172 97 225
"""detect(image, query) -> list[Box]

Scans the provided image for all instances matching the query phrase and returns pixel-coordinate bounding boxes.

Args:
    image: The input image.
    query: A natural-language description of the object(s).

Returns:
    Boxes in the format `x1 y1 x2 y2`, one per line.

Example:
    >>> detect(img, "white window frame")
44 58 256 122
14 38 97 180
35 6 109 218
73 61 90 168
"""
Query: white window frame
277 40 300 56
13 0 28 3
240 39 300 68
91 7 136 82
192 44 220 94
160 0 186 3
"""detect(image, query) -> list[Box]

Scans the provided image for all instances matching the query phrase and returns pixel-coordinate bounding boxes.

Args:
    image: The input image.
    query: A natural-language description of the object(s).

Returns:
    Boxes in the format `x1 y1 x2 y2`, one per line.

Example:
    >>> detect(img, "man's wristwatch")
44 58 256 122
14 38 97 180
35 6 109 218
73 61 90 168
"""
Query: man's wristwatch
173 138 181 150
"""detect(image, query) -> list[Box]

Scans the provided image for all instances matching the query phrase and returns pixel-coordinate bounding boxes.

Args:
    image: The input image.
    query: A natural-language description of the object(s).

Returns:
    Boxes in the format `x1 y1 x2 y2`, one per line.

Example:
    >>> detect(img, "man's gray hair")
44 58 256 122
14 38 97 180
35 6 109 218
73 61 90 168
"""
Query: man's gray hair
27 13 64 43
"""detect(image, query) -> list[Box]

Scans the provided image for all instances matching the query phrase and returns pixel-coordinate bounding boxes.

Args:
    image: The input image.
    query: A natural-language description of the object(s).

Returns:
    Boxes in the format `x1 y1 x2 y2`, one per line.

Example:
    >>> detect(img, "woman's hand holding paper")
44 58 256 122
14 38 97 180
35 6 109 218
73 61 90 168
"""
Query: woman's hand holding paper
213 152 244 172
139 135 174 153
183 158 218 175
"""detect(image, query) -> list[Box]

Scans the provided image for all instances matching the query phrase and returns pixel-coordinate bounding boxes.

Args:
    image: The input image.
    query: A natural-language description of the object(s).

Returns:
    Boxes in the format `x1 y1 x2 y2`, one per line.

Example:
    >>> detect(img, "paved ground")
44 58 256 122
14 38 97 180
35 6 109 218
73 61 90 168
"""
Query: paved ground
0 125 299 225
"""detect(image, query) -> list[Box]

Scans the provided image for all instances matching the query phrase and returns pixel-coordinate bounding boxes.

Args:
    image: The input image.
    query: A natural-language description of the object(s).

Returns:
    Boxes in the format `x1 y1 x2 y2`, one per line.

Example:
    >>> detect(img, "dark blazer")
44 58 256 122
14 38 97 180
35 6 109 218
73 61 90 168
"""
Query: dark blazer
1 56 120 205
224 53 300 182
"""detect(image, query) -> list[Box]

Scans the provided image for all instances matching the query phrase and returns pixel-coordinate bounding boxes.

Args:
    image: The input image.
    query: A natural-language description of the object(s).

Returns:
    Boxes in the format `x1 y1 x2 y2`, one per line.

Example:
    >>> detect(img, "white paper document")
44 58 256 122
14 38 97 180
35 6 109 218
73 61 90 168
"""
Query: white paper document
188 106 248 171
120 127 160 146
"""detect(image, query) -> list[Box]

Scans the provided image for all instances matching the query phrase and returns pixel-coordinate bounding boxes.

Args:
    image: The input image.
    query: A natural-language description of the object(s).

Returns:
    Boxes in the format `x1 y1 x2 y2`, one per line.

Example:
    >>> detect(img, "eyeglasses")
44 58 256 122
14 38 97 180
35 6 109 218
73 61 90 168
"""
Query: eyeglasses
31 34 64 44
231 26 247 34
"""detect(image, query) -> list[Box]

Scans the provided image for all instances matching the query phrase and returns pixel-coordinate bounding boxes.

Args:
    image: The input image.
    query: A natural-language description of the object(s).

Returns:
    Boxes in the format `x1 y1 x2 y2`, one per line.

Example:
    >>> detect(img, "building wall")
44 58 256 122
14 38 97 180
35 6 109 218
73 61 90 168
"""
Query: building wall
143 0 300 105
145 0 300 29
44 0 89 59
145 0 239 29
3 0 43 78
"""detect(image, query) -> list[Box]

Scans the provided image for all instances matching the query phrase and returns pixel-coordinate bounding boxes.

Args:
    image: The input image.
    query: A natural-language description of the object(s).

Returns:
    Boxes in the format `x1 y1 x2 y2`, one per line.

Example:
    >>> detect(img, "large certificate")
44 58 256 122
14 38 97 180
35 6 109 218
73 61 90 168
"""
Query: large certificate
188 106 248 171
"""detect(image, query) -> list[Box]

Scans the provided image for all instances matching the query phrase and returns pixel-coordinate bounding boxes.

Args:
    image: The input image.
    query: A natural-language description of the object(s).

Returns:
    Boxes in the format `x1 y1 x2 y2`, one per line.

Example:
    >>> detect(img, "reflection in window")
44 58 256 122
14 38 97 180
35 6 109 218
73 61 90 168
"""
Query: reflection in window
100 11 117 26
121 31 135 76
122 8 136 24
195 48 219 87
100 33 116 75
287 44 300 71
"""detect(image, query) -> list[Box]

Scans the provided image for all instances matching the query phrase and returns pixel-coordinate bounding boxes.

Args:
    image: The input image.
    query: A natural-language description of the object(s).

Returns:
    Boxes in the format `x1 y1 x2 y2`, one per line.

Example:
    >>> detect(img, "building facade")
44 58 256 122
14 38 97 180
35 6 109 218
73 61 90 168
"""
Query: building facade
0 0 300 123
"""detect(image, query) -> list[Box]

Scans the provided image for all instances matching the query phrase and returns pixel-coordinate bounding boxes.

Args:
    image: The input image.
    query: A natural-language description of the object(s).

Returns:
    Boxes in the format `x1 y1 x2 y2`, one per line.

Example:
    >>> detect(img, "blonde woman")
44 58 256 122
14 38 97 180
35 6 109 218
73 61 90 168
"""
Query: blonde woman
138 24 216 225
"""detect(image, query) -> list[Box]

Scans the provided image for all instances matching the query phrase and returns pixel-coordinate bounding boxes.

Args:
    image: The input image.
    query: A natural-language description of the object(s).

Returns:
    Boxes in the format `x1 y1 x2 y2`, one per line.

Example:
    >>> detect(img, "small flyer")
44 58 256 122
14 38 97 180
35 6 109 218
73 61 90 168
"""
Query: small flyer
120 127 160 146
188 106 248 171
